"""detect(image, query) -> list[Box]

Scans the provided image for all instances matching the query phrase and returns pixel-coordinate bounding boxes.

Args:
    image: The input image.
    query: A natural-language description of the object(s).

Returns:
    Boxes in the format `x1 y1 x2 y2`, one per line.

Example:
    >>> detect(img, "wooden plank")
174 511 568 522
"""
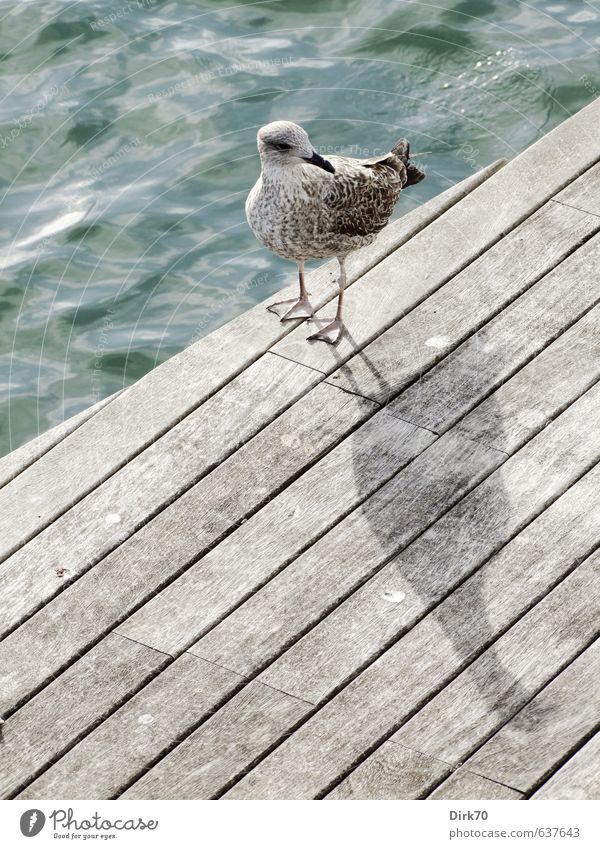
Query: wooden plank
271 99 600 377
0 355 323 633
388 234 600 433
375 160 506 249
326 742 449 800
190 431 503 678
429 770 523 800
197 380 600 698
0 380 376 713
121 681 309 800
532 733 600 800
0 167 497 560
553 160 600 217
368 160 506 258
326 198 600 405
118 411 435 656
455 303 600 454
394 565 600 767
17 653 242 801
222 511 600 799
0 390 121 489
463 640 600 793
0 633 167 799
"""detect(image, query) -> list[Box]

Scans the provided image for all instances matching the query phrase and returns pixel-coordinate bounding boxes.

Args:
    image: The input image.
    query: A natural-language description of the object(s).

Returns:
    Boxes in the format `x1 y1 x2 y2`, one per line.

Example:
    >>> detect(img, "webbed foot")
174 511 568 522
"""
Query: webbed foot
267 297 314 321
307 318 344 344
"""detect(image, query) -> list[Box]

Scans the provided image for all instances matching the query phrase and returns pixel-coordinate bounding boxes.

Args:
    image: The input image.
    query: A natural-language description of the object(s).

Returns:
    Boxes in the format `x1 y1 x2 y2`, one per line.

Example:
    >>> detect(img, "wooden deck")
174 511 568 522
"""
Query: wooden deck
1 97 600 802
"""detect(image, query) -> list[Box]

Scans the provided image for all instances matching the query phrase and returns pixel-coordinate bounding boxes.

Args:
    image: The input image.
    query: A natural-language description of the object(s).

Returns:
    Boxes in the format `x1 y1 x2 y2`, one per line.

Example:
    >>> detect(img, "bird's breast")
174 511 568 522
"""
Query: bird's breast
245 173 320 259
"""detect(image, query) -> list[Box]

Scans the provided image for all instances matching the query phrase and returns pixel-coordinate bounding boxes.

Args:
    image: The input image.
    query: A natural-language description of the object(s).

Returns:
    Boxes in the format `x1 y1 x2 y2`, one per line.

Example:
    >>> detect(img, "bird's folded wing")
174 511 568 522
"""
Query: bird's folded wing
323 160 405 237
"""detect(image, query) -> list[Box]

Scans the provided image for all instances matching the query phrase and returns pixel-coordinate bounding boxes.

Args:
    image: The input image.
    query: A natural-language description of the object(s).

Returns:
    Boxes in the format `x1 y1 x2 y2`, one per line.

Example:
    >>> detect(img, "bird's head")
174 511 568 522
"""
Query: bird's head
256 121 335 174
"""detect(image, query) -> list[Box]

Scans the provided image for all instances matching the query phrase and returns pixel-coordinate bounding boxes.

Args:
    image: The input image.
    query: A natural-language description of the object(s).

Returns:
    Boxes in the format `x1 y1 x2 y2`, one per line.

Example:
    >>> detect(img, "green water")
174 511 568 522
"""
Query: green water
1 0 599 456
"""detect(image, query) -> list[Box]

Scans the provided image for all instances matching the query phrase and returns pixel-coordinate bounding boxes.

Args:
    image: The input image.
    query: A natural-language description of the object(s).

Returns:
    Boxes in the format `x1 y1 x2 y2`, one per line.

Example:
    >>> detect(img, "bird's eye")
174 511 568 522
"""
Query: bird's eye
272 142 293 150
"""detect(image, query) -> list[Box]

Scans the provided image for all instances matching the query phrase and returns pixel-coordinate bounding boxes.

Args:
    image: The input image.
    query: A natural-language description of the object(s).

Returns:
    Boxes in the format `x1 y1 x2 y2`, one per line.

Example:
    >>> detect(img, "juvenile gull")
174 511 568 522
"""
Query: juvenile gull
245 120 425 343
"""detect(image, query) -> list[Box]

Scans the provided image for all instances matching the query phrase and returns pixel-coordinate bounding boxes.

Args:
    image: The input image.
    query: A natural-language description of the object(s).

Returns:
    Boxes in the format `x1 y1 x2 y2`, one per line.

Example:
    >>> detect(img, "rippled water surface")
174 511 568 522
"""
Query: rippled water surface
1 0 600 455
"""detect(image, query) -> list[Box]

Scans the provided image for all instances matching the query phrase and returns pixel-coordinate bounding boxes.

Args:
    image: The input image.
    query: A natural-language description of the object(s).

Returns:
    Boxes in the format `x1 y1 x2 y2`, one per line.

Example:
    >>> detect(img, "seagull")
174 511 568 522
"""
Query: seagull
245 120 425 343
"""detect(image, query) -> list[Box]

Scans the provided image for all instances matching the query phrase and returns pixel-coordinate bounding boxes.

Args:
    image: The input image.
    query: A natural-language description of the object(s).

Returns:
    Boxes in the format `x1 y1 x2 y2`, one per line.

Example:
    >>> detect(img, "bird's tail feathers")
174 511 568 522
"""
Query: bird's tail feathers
391 138 410 160
391 137 426 186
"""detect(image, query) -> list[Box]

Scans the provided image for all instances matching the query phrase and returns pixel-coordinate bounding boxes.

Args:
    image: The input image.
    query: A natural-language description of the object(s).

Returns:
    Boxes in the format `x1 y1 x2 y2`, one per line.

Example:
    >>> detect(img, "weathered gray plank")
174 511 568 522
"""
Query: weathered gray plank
0 380 376 714
456 303 600 453
223 508 600 799
330 748 523 801
191 431 503 678
326 742 449 800
429 770 523 800
17 653 242 800
0 355 322 634
532 733 600 800
0 391 121 489
122 681 309 800
394 565 600 767
553 160 600 217
0 166 497 560
118 411 435 655
195 379 600 695
388 234 600 433
0 633 167 799
368 160 506 258
327 198 599 405
271 98 600 377
463 640 600 793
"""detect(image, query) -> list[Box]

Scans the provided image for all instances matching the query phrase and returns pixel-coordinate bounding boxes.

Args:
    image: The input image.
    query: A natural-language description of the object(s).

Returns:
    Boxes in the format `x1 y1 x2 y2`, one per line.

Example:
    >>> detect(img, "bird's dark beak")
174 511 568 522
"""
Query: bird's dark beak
303 150 335 174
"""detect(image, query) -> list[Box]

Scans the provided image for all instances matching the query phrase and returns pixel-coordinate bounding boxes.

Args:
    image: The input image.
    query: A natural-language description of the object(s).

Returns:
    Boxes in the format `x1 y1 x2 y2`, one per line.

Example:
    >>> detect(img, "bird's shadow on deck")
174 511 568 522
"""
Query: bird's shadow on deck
334 329 529 769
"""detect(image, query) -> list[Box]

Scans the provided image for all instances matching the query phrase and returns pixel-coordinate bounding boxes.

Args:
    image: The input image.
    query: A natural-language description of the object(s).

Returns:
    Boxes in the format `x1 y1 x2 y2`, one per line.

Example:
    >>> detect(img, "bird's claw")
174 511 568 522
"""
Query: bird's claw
307 318 344 344
267 297 314 321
